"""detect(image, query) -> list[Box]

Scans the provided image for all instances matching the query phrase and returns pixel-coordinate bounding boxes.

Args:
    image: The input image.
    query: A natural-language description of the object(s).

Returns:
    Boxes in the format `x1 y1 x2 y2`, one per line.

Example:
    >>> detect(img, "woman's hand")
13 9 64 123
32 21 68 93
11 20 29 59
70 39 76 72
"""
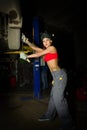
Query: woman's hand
21 33 43 52
22 33 27 43
21 33 32 46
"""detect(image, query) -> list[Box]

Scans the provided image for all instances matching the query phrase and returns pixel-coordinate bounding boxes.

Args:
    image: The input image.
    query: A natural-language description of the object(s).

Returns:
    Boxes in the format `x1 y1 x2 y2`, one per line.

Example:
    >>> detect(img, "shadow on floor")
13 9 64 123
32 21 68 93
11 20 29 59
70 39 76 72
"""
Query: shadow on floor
0 89 87 130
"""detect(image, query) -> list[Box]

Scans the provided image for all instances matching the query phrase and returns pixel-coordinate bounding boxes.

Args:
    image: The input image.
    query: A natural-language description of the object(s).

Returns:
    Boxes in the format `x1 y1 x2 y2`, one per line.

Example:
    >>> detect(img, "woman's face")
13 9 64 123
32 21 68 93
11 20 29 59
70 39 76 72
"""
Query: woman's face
42 38 52 48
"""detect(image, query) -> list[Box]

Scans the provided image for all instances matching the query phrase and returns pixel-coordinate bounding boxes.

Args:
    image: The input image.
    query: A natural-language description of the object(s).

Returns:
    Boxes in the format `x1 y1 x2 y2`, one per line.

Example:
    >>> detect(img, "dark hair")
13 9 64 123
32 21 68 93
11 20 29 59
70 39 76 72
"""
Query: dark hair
40 31 52 41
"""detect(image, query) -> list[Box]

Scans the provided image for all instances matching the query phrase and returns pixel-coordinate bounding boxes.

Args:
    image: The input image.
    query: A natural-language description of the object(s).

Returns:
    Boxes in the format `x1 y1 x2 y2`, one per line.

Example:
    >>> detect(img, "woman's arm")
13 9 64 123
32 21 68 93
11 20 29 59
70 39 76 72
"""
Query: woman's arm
27 51 46 59
25 38 43 52
27 46 55 59
22 33 42 52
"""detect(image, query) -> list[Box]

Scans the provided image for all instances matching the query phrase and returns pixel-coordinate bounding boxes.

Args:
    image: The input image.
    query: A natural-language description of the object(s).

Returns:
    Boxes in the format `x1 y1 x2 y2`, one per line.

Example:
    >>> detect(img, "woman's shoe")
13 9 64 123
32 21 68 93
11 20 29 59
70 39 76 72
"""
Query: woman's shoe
38 115 50 121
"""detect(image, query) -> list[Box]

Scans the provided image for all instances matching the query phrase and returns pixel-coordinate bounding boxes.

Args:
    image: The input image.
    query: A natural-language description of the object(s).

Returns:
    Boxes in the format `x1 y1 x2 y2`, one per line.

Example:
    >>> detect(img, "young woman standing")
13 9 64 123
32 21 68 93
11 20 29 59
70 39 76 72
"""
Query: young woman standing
23 32 76 130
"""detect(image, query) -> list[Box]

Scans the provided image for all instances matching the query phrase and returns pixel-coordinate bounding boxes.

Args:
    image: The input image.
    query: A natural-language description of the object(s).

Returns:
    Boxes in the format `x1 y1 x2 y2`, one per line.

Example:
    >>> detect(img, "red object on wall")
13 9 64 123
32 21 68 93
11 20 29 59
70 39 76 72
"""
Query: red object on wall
76 87 87 101
10 76 16 88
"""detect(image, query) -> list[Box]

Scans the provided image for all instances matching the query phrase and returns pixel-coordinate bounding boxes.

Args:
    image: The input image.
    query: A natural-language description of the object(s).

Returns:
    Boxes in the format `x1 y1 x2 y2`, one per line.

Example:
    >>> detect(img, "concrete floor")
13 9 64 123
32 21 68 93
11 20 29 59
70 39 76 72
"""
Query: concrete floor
0 89 87 130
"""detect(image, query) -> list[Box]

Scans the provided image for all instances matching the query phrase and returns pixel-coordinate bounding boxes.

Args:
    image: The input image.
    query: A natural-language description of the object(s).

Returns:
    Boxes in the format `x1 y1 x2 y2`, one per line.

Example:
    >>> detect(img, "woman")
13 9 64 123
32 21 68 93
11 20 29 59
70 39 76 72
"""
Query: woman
23 32 75 130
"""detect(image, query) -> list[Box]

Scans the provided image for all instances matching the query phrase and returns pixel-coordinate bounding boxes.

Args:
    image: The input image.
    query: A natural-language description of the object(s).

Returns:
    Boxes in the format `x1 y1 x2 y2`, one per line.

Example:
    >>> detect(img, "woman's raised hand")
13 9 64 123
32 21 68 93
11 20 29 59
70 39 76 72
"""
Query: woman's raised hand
21 33 27 43
21 33 31 45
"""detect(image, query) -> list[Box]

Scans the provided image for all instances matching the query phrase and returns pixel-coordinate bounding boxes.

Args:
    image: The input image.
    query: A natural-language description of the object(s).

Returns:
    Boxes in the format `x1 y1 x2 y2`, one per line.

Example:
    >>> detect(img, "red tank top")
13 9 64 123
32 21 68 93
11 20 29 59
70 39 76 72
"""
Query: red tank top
44 53 58 62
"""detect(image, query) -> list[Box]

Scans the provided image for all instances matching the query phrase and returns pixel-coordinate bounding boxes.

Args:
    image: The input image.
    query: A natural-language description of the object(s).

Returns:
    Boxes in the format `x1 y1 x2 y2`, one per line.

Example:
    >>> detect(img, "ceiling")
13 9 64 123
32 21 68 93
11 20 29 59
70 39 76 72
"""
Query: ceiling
20 0 87 33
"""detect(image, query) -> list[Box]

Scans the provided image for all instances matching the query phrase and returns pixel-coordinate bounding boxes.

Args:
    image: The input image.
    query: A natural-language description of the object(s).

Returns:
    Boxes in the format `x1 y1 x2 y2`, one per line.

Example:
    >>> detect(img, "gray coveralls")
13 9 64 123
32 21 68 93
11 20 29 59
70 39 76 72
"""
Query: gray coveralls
45 69 74 130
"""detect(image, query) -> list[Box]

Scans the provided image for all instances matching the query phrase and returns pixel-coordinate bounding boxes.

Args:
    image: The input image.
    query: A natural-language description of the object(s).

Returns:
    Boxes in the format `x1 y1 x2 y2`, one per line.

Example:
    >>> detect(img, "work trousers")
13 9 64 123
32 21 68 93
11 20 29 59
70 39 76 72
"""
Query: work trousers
45 69 74 130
